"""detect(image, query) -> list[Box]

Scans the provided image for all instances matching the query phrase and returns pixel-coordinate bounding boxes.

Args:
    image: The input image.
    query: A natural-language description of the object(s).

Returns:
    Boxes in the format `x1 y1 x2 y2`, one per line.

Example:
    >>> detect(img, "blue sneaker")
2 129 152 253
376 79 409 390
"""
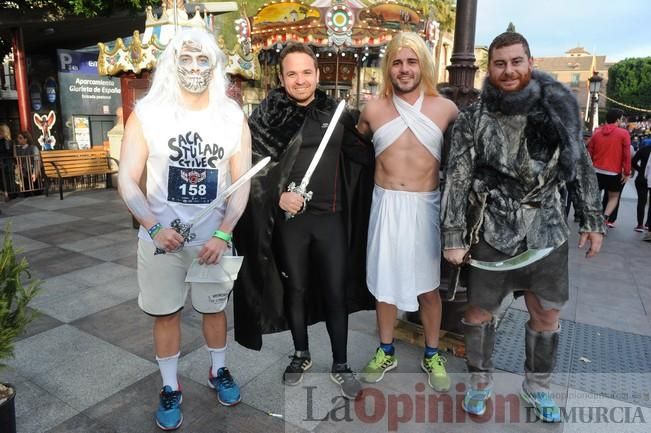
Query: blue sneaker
155 385 183 430
462 387 492 416
208 367 241 406
520 388 561 422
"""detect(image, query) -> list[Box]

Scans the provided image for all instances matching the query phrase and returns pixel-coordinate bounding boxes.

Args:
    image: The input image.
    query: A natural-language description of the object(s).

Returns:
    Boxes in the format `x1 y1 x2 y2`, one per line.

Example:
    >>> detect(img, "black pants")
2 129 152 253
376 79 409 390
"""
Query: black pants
275 212 348 364
635 178 651 227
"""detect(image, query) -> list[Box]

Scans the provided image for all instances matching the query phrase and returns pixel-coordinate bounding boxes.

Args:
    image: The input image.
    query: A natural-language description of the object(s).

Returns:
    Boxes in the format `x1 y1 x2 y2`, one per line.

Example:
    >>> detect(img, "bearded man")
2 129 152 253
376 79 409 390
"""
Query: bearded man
441 31 604 422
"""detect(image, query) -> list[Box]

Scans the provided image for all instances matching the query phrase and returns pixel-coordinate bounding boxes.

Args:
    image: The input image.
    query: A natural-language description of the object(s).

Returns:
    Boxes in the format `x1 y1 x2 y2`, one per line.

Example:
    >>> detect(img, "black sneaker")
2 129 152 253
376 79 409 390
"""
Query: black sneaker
283 352 312 386
330 365 362 400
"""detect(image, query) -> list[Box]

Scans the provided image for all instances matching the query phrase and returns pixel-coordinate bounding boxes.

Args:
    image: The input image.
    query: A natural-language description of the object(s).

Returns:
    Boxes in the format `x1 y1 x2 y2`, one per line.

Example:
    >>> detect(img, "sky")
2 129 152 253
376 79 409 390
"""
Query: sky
475 0 650 62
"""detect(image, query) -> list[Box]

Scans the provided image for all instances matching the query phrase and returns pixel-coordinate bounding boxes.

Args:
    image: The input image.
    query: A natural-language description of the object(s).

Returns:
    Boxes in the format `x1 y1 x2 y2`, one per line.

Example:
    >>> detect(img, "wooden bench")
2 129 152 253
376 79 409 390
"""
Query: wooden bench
41 149 119 200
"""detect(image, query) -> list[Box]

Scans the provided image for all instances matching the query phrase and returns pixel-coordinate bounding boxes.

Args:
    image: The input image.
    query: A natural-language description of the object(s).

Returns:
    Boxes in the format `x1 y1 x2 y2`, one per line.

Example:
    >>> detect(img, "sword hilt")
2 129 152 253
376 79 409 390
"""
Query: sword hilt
284 181 313 220
153 218 196 255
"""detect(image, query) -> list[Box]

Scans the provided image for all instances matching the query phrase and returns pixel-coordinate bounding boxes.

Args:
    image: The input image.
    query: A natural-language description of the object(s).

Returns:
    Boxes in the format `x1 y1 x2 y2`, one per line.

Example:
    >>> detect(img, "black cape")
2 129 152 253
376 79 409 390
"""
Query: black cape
233 88 375 350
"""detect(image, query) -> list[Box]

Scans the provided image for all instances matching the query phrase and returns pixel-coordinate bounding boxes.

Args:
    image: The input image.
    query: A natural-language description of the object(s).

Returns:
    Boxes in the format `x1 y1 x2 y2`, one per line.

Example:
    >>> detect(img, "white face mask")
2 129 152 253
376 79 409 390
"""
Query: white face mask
176 41 212 94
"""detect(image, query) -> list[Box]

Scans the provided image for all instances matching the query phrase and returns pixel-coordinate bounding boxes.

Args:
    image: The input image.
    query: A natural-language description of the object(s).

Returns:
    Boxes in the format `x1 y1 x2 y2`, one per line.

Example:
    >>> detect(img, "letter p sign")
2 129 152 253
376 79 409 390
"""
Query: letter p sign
59 52 73 71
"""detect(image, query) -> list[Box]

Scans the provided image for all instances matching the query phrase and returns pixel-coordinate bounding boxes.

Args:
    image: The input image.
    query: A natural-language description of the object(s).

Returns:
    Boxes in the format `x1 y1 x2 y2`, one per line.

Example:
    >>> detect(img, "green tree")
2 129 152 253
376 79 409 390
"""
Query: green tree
606 57 651 114
0 0 158 18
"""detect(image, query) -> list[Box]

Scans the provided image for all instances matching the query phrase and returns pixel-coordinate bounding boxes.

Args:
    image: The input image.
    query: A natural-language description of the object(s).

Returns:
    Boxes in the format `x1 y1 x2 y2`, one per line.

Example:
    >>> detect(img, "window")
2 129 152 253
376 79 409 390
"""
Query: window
570 73 580 88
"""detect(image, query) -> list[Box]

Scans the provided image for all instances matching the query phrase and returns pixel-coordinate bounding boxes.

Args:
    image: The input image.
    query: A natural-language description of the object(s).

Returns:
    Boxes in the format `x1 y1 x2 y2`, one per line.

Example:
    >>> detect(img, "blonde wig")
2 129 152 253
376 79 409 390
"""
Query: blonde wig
379 32 439 98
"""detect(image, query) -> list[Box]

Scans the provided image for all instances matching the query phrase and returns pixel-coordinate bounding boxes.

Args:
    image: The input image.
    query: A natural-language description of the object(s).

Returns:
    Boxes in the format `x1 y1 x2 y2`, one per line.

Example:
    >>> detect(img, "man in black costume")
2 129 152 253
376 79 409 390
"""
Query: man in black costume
233 42 374 400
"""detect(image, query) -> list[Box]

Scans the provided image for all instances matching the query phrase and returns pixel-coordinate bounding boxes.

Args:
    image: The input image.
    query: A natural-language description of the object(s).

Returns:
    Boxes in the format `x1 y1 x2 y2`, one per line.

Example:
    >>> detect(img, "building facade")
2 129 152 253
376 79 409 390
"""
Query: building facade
534 46 613 124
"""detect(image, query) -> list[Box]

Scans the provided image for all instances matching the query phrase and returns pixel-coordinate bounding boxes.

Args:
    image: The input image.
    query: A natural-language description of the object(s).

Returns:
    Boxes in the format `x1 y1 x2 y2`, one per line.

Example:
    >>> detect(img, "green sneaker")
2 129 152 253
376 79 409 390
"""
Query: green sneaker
420 353 450 392
361 348 398 383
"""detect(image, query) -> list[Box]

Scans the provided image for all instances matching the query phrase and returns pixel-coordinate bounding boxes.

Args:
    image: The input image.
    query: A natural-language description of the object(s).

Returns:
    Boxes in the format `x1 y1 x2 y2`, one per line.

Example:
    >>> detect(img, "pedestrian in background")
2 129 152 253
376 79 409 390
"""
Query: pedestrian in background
588 108 631 228
632 136 651 231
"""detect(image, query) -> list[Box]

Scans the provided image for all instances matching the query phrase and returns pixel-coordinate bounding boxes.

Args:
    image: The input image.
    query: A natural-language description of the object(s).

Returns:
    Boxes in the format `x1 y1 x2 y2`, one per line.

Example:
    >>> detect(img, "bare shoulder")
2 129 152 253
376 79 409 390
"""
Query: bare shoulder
423 95 458 122
361 97 389 116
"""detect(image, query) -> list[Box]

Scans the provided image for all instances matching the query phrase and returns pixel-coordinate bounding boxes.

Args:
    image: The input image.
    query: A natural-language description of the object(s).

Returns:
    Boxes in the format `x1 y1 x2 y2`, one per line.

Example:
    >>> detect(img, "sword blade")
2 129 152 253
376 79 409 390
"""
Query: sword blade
188 156 270 226
299 100 346 189
468 247 554 272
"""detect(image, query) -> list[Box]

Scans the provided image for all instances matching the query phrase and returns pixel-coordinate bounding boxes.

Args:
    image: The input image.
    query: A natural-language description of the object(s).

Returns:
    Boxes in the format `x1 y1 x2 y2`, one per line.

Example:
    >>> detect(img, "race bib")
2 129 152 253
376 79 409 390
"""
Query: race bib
167 166 218 204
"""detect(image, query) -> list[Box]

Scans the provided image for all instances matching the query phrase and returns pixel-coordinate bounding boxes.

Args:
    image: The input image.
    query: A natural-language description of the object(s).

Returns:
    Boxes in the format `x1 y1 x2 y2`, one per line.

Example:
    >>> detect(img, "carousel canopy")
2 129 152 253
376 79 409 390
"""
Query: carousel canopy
97 0 259 80
251 0 435 50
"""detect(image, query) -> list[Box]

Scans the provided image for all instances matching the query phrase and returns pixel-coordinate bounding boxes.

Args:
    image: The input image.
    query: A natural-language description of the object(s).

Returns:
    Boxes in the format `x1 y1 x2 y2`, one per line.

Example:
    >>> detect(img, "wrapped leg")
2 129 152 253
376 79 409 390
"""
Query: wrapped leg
462 317 496 390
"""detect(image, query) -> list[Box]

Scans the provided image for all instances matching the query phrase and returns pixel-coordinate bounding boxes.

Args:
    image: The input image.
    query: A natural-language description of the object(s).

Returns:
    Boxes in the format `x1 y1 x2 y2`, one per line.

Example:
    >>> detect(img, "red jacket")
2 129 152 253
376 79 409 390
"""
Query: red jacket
588 123 631 176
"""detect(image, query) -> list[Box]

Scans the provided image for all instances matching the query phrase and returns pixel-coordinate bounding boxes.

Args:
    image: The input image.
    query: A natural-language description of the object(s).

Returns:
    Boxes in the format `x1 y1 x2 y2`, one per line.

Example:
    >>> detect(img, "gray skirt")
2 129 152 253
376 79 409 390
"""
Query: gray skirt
467 239 569 312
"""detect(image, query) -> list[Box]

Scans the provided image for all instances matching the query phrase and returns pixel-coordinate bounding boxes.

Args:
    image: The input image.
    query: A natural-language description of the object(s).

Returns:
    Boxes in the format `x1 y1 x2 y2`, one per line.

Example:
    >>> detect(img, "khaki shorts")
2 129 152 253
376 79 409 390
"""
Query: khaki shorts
137 240 234 315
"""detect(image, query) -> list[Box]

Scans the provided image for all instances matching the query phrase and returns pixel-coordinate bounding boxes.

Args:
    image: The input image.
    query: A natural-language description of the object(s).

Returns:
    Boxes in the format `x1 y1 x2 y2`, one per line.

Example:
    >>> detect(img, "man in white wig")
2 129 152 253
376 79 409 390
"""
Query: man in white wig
356 32 458 391
118 28 251 430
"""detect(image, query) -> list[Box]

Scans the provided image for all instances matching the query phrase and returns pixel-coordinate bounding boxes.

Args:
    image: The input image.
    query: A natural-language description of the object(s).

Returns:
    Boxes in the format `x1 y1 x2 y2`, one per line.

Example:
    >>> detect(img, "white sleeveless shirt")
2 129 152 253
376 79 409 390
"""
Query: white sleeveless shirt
135 100 243 245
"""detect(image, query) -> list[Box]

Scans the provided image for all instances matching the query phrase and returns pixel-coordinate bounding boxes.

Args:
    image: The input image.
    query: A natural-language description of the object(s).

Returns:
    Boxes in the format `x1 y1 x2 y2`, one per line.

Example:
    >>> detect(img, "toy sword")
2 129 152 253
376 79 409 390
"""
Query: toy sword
468 247 554 271
285 100 346 220
155 156 271 255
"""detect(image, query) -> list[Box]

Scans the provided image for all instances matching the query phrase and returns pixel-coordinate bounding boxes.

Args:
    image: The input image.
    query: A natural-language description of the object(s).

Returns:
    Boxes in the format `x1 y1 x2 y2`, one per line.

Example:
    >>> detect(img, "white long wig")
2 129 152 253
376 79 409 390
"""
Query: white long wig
137 28 230 112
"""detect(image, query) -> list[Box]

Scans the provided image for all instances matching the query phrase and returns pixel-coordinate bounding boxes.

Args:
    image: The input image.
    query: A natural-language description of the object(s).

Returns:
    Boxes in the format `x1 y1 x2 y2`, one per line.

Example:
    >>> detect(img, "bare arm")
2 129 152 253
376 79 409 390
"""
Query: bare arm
118 113 183 251
356 104 373 138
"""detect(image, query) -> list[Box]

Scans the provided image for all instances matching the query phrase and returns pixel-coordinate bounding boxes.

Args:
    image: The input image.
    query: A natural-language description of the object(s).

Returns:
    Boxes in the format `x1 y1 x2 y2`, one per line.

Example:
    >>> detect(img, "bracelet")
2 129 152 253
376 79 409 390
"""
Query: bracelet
213 230 232 243
147 222 162 239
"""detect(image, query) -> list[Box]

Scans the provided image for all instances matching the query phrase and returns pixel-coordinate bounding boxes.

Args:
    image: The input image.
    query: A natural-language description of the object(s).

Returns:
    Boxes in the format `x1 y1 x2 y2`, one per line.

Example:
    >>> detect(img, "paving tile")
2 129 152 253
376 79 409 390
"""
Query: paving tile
11 375 79 433
57 262 135 287
82 373 292 433
1 211 81 232
179 328 289 389
62 218 126 236
112 253 138 269
33 274 139 322
47 413 117 433
8 233 51 252
15 195 103 211
16 308 63 342
83 240 138 261
90 212 137 229
21 246 105 279
575 302 651 336
59 235 120 253
58 203 126 219
97 228 139 244
8 325 156 411
72 299 207 361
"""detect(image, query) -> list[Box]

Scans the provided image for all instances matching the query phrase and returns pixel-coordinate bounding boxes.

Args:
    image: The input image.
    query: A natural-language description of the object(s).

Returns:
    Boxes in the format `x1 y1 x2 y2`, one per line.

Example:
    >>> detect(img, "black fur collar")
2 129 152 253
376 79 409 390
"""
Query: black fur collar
248 88 336 160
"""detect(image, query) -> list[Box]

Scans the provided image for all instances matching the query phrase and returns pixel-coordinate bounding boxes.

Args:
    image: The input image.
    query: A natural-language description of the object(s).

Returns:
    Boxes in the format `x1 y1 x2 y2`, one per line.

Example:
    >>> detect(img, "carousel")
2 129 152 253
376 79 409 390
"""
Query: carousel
250 0 442 107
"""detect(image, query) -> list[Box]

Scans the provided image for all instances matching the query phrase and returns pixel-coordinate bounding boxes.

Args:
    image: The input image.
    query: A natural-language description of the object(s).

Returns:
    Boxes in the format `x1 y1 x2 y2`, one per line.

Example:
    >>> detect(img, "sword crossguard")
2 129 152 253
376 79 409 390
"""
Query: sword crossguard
153 219 197 255
285 181 313 220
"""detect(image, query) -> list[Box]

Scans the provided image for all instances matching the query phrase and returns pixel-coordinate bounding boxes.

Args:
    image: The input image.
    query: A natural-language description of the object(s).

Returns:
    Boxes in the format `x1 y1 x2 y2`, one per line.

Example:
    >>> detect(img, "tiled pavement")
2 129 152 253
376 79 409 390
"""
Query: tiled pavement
0 186 650 433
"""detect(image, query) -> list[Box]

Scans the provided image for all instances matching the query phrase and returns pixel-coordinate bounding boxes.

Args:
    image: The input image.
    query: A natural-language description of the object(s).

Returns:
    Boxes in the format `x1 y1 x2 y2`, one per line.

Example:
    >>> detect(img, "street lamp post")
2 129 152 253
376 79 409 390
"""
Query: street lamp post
588 71 603 131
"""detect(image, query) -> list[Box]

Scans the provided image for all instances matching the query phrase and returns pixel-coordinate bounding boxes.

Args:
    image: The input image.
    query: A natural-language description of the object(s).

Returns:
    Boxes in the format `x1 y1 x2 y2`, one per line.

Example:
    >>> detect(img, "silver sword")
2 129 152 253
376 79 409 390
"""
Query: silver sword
155 156 271 255
285 100 347 219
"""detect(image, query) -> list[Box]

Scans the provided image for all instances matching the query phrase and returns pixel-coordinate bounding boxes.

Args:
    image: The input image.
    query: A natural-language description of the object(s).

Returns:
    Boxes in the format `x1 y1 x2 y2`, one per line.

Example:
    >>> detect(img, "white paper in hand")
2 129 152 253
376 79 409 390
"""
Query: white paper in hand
185 256 244 283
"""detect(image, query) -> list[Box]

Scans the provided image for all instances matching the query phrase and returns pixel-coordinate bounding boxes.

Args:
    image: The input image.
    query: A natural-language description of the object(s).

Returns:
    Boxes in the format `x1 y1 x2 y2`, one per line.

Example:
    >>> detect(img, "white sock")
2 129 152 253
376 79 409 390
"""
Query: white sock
156 352 180 391
207 345 227 377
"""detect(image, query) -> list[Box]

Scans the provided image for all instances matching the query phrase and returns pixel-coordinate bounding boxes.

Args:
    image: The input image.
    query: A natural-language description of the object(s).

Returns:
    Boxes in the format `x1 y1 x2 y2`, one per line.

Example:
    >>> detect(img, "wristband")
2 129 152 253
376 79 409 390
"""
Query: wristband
213 230 232 243
147 222 162 239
